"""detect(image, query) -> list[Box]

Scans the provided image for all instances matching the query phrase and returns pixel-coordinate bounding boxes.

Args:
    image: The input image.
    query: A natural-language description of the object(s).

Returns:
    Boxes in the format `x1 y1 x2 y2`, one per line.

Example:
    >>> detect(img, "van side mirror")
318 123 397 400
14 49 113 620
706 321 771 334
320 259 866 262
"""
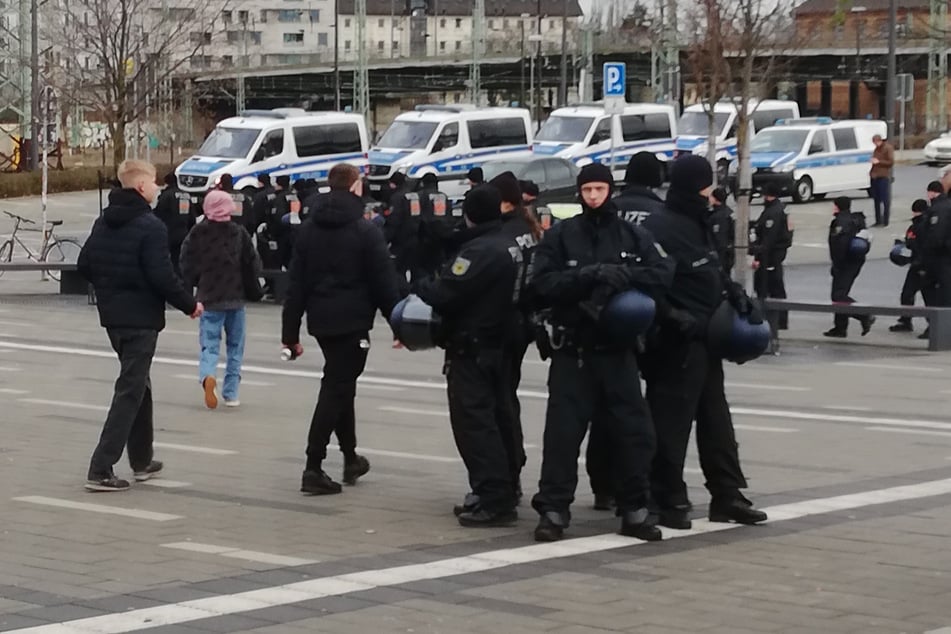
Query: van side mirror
809 144 823 155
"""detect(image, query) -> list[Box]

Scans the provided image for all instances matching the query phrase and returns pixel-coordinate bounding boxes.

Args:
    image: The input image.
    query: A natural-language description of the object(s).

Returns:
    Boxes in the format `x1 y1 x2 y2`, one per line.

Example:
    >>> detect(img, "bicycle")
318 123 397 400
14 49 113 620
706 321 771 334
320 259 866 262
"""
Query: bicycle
0 210 83 281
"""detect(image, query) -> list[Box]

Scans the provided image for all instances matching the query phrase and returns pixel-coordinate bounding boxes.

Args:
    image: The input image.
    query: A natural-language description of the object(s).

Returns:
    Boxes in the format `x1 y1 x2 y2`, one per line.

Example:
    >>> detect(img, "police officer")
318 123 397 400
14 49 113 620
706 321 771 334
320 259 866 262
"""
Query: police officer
709 187 736 276
614 151 666 225
413 185 520 528
750 183 792 332
153 172 194 279
413 173 453 280
383 172 418 283
466 167 485 189
641 155 767 530
251 174 279 282
218 173 254 234
890 199 929 333
273 175 301 269
922 180 951 311
825 196 874 338
520 180 540 215
530 163 674 543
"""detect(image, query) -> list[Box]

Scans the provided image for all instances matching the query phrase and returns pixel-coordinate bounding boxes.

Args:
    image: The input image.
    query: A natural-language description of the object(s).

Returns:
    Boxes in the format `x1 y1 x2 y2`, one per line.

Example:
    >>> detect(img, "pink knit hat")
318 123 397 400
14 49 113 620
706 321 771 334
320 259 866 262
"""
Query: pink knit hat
203 190 234 223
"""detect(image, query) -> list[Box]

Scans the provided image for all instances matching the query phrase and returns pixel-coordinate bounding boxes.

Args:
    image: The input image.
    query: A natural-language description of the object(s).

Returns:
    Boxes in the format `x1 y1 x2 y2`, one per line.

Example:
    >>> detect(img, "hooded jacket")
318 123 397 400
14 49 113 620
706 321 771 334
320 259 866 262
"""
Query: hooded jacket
828 210 867 267
78 188 196 330
180 219 261 311
613 184 666 225
282 190 402 343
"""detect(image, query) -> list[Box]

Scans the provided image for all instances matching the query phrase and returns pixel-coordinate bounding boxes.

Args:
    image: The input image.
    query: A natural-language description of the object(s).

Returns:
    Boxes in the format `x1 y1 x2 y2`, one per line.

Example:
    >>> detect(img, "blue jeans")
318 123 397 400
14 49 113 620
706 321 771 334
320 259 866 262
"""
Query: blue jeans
870 177 890 226
199 309 246 401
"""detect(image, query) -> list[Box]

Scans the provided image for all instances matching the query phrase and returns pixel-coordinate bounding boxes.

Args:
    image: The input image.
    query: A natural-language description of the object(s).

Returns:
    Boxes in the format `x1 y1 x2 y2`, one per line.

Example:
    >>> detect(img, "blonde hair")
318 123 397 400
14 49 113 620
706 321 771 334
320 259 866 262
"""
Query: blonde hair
117 160 156 188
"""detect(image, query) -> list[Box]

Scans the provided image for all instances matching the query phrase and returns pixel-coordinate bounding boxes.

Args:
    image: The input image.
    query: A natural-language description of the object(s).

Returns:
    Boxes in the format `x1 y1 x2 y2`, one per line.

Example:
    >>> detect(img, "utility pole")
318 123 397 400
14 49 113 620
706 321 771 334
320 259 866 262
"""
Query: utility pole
885 0 897 139
558 0 568 106
333 0 340 110
353 0 369 121
519 17 526 107
927 0 947 131
28 0 38 170
470 0 484 105
535 0 542 124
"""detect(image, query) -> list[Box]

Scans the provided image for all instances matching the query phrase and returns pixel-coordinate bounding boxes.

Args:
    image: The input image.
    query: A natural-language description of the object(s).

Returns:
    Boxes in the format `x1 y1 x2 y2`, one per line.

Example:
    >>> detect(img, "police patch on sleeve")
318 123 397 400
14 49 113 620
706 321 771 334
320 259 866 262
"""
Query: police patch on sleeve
765 219 774 229
451 257 471 276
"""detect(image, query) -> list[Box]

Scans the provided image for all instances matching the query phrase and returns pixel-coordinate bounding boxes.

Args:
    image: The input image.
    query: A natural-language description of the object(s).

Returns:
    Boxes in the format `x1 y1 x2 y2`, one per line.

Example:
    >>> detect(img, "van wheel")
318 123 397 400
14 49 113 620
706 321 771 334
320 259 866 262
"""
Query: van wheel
792 177 813 203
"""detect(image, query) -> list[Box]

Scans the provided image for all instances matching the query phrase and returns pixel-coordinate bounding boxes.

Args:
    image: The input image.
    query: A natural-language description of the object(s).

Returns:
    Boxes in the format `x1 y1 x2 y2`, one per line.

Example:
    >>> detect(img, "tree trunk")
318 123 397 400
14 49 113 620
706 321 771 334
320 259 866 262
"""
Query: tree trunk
112 121 127 169
734 103 752 293
707 108 719 187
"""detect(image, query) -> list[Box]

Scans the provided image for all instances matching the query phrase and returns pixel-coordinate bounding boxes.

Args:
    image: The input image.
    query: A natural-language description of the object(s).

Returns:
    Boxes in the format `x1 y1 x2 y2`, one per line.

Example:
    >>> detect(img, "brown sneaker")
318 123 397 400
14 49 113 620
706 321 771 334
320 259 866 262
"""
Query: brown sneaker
202 376 218 409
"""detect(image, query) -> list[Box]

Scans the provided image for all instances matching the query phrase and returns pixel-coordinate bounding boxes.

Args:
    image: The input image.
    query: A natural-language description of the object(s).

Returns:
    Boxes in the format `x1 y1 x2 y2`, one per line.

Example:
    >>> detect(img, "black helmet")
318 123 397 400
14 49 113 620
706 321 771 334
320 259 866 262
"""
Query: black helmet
389 295 443 351
707 301 771 364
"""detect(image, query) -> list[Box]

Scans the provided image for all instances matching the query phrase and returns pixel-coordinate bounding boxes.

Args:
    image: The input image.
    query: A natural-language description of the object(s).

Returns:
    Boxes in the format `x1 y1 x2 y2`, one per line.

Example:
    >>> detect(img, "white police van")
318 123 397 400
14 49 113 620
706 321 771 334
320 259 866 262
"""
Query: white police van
175 109 369 194
737 117 887 203
366 105 533 200
532 103 677 180
675 99 800 181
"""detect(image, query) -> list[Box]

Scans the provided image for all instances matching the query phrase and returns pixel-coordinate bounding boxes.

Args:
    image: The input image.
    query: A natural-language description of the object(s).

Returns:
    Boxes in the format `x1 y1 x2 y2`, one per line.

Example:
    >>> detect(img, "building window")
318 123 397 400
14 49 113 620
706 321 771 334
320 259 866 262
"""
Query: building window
392 40 398 50
238 10 248 23
222 54 233 66
278 10 301 22
309 9 319 22
190 31 212 45
344 18 351 27
503 19 509 29
488 19 494 29
378 40 384 52
455 18 461 28
378 18 384 27
189 55 212 68
283 31 304 44
440 18 446 28
549 19 556 30
455 40 461 50
221 10 231 24
260 9 267 22
439 40 446 51
345 40 352 51
317 32 328 46
250 31 262 44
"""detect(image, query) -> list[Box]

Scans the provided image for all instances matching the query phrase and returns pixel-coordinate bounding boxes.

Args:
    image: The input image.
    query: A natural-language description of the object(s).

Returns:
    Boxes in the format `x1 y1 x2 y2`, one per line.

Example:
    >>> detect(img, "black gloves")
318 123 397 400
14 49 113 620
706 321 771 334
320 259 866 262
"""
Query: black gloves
726 281 764 325
667 307 699 337
597 264 634 291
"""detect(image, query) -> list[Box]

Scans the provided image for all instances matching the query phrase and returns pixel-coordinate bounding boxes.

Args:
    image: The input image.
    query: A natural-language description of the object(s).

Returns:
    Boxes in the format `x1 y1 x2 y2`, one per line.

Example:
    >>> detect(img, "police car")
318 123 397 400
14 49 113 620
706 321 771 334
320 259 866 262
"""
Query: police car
532 103 677 181
176 108 369 199
366 105 533 201
733 117 887 203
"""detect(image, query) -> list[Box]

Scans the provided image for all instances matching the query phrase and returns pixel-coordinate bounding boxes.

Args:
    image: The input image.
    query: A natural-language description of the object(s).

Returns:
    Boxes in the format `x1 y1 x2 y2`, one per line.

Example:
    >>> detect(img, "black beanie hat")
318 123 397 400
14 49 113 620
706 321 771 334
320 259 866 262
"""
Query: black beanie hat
624 151 664 188
669 155 714 193
489 171 522 205
833 196 851 212
420 173 438 188
912 198 928 213
467 167 484 184
519 179 539 198
577 163 614 191
389 172 406 187
463 185 502 225
762 182 782 198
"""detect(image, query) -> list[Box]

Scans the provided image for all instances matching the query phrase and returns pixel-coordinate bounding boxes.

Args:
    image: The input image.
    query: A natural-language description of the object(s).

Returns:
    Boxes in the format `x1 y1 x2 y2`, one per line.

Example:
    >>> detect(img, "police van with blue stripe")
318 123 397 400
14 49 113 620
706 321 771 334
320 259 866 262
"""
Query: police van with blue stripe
175 108 369 195
532 103 677 180
731 117 887 203
366 105 533 200
676 99 800 182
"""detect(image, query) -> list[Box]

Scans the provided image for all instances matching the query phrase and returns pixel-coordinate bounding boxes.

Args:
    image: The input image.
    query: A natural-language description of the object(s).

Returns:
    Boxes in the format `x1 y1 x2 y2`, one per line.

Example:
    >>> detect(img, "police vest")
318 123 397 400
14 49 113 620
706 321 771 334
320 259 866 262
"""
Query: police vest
229 192 246 217
174 191 191 216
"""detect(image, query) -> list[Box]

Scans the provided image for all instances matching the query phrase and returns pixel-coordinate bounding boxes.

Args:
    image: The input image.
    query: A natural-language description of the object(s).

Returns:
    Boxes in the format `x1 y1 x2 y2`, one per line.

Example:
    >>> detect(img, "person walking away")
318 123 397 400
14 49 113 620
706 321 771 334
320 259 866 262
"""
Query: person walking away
466 167 485 190
825 196 874 338
153 172 194 279
217 173 254 234
870 134 894 227
529 163 674 542
414 185 521 527
383 172 419 284
413 173 453 280
282 164 401 495
614 151 666 226
180 190 262 409
77 160 202 491
709 187 737 277
640 155 768 530
890 199 929 333
749 183 792 339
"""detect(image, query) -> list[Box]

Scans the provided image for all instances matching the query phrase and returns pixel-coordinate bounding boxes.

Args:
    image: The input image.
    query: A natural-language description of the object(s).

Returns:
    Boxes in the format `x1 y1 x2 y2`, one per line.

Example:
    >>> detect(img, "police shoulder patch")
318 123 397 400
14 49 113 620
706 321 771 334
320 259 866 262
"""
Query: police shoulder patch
765 219 774 229
451 257 471 276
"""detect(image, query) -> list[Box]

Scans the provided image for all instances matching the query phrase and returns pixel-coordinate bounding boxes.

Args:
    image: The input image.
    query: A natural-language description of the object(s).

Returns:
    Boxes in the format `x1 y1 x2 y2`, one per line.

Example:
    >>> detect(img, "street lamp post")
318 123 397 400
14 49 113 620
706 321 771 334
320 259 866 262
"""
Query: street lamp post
520 18 526 107
333 0 340 110
885 0 897 138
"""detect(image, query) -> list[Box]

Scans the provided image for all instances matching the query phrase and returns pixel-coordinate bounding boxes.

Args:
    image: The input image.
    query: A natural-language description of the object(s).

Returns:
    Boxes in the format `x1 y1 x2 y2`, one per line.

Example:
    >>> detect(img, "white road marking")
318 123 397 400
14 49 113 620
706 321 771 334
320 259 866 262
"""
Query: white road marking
732 407 951 433
140 479 192 489
725 382 811 392
866 427 951 438
378 405 448 417
0 365 21 372
15 477 951 634
0 387 29 394
13 496 182 522
834 361 943 373
328 444 459 464
161 542 318 567
733 424 798 433
19 398 108 411
171 374 275 387
153 442 238 456
823 405 873 412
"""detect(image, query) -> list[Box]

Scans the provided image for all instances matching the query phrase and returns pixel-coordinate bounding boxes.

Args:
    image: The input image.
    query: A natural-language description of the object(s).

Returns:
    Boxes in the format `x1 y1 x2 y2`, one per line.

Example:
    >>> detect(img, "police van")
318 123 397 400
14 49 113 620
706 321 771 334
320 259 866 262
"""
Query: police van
675 99 800 181
366 105 533 200
532 103 677 180
175 109 370 195
737 117 887 203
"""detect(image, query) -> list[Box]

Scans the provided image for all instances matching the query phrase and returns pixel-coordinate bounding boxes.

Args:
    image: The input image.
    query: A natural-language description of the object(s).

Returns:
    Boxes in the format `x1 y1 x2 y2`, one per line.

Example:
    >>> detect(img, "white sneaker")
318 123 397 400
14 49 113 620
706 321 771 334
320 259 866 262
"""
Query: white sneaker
224 399 241 408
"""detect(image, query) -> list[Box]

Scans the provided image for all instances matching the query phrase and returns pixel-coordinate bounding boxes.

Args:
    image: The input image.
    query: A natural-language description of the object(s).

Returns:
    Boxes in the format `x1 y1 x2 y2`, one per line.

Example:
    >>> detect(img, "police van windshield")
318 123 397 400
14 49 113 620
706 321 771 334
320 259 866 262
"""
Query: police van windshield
678 111 731 136
750 129 809 153
536 116 594 143
197 127 261 159
377 121 439 150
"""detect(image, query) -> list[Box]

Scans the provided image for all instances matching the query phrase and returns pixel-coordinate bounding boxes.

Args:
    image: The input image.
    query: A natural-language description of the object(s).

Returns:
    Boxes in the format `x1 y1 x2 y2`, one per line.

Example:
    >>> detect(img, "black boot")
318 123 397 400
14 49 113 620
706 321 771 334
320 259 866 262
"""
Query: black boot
457 507 518 528
918 327 931 340
453 492 480 517
709 496 767 525
342 454 370 485
534 511 568 542
301 469 342 495
593 493 615 511
889 320 913 333
861 315 875 336
656 504 692 530
823 328 847 338
619 508 663 541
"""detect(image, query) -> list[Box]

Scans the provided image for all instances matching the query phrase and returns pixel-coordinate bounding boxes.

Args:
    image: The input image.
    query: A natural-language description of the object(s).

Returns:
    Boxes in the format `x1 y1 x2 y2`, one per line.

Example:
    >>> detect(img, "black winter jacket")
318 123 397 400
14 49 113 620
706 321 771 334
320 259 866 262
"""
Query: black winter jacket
153 185 194 248
614 184 666 225
282 191 401 343
78 189 196 330
750 198 791 267
709 202 736 274
180 220 262 311
828 211 866 267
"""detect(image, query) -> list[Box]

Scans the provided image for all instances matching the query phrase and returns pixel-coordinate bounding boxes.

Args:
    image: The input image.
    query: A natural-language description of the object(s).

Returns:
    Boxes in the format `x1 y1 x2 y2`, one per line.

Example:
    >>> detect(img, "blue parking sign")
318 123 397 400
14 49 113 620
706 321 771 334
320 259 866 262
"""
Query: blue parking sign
603 62 626 97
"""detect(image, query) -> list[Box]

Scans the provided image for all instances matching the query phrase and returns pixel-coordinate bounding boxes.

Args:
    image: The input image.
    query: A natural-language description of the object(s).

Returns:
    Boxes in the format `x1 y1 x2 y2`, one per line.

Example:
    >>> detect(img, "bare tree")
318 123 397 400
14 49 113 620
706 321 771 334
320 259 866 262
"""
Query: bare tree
46 0 225 166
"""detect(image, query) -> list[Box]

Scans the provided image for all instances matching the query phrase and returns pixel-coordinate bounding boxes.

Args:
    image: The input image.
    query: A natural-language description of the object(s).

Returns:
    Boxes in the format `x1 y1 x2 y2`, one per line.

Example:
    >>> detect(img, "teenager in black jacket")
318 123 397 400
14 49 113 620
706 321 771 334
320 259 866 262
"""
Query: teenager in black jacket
78 160 201 492
282 164 401 496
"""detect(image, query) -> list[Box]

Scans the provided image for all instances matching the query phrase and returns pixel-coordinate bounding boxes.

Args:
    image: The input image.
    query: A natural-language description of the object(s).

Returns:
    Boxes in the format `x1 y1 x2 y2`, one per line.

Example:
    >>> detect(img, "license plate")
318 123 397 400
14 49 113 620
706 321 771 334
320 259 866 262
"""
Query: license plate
369 184 381 191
